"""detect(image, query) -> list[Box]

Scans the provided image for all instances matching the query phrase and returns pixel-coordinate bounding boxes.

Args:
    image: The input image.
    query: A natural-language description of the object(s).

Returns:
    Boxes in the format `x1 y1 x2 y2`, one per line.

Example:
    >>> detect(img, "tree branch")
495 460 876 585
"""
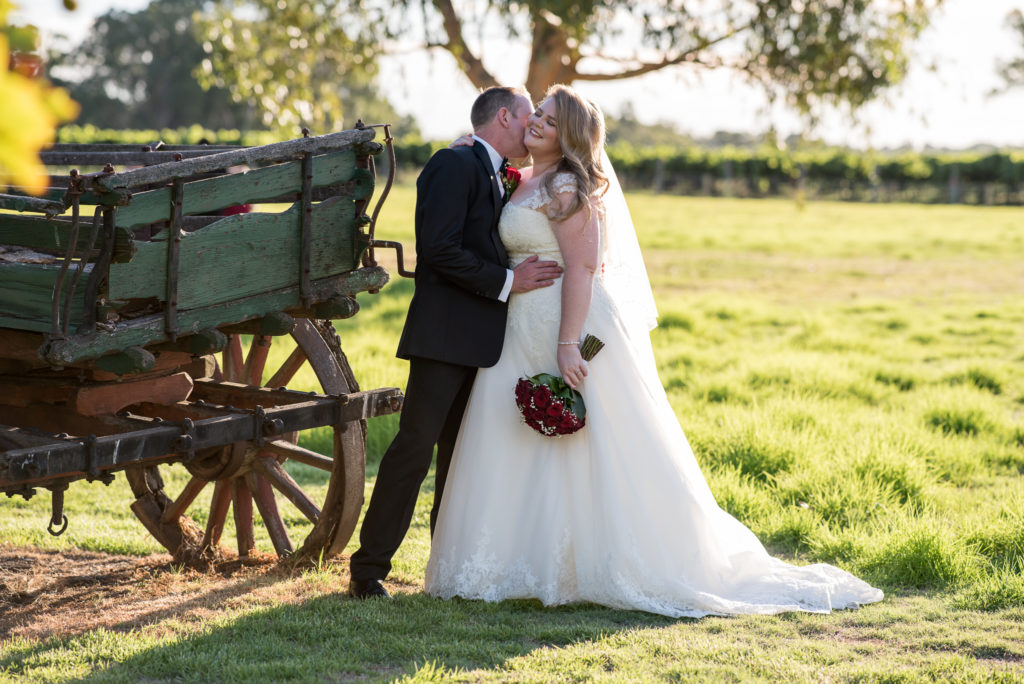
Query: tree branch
431 0 499 90
571 25 750 83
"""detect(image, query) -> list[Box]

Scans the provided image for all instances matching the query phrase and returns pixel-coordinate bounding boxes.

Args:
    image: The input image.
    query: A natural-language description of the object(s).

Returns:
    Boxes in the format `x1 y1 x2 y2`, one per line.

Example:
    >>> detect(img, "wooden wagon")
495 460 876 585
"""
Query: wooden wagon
0 126 411 566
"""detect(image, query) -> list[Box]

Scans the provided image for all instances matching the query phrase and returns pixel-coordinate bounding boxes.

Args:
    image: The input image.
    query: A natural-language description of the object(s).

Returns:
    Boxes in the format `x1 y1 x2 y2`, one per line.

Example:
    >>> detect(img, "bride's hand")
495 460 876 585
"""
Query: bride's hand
557 344 588 390
448 134 474 149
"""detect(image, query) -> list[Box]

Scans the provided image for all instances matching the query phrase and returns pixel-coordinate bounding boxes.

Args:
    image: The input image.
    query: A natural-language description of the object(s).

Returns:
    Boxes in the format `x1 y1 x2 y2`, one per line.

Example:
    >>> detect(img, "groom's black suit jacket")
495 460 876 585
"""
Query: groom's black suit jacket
396 142 510 367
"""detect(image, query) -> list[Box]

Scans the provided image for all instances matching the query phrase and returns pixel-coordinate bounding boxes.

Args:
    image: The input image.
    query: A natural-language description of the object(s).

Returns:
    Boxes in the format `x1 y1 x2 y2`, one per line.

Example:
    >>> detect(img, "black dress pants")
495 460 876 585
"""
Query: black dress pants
349 356 477 581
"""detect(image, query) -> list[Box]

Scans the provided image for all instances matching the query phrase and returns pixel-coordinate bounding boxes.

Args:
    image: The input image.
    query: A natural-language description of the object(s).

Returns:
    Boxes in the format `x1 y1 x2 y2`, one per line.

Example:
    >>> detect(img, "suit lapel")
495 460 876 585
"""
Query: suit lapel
472 142 507 259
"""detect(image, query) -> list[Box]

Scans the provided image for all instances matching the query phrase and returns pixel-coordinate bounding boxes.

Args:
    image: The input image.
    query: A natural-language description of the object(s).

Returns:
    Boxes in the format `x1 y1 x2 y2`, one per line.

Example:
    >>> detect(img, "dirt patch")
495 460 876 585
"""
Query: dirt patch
0 547 359 641
0 547 421 642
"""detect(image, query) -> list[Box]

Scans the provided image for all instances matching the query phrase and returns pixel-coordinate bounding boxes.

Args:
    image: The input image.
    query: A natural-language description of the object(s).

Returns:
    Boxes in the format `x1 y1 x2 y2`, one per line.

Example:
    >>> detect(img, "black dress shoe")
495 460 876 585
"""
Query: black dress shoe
348 578 392 599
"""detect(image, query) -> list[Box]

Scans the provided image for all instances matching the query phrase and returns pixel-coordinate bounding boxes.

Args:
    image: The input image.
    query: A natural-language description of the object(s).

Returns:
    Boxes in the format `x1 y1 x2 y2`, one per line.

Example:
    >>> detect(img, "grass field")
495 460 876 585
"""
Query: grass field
2 189 1024 682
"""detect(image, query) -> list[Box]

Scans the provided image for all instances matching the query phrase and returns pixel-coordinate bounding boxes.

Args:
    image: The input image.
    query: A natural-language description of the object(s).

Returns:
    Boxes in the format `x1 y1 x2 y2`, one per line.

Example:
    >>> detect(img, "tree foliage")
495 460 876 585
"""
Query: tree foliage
200 0 941 124
996 9 1024 92
48 0 255 130
0 0 78 194
196 0 407 133
416 0 942 112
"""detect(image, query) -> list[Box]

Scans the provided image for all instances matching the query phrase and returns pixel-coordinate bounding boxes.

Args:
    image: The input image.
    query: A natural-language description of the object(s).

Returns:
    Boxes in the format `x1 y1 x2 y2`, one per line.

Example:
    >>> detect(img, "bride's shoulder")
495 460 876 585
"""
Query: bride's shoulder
550 171 577 195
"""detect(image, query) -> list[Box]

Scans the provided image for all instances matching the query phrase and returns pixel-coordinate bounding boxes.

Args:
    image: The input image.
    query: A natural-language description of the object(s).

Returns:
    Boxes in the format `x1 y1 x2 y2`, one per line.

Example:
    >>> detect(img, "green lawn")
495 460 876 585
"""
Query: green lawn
2 190 1023 682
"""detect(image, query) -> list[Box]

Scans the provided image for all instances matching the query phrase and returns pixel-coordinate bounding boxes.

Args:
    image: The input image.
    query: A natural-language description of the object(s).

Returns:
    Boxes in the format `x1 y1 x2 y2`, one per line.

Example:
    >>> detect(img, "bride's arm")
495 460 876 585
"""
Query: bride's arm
552 196 601 389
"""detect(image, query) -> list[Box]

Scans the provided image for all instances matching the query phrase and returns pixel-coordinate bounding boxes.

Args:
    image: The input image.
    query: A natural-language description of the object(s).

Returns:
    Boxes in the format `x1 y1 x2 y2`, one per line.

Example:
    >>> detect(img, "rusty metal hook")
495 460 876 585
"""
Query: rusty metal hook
47 485 69 536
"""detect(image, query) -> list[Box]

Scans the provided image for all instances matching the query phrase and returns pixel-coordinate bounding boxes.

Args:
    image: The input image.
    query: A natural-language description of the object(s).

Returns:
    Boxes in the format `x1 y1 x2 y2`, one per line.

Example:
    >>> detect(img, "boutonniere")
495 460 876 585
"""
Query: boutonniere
501 165 521 197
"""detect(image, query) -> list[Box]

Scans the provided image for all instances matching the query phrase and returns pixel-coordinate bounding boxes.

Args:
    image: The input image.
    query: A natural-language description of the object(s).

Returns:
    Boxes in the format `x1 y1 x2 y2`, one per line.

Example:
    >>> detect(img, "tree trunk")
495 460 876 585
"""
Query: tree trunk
524 12 578 99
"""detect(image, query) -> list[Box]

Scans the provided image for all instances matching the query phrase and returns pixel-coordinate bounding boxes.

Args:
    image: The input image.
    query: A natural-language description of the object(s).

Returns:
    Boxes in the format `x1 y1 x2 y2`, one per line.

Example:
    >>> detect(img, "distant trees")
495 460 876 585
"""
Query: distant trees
48 0 413 135
48 0 253 130
195 0 405 133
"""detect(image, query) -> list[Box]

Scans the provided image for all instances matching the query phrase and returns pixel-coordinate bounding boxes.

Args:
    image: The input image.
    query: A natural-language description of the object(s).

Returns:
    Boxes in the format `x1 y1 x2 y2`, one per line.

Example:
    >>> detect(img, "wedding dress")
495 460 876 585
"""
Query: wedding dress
424 171 883 618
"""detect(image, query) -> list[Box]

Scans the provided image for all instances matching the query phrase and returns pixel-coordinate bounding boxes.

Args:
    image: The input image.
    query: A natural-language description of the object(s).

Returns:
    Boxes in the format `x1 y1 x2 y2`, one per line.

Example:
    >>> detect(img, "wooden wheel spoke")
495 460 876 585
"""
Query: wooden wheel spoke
266 345 308 390
253 455 321 524
263 439 335 471
125 319 366 566
160 476 208 524
242 334 272 386
202 479 231 551
246 471 294 556
231 477 256 557
223 335 244 383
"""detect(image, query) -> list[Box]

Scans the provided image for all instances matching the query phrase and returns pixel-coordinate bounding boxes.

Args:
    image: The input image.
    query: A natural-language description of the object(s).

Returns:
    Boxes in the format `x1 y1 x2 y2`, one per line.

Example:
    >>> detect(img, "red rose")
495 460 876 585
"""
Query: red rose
546 404 563 418
506 166 522 183
515 380 530 405
533 387 551 408
559 415 576 429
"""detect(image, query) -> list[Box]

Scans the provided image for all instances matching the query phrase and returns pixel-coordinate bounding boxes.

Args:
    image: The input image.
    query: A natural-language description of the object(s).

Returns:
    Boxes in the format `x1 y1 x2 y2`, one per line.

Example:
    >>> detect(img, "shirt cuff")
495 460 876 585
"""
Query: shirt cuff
497 269 514 302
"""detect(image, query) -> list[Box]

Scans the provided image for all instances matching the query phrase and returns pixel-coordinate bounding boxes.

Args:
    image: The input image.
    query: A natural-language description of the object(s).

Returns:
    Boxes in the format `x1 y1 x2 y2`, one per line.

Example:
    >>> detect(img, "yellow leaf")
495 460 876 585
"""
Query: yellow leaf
0 31 80 195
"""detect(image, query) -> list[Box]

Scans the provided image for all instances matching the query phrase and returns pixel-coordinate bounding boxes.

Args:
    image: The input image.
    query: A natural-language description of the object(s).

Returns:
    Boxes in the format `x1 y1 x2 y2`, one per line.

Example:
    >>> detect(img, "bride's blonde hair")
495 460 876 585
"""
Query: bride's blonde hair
541 84 608 222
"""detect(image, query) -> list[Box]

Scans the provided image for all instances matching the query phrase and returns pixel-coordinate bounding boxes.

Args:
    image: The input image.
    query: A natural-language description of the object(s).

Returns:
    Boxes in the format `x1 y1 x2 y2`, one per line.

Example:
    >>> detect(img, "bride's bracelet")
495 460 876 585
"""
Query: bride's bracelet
557 340 579 346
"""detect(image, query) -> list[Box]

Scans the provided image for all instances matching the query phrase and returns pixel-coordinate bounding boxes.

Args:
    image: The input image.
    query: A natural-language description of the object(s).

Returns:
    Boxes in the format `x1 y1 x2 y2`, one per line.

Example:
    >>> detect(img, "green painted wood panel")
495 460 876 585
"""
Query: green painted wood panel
42 266 389 365
0 214 134 262
114 151 368 229
0 262 88 333
107 196 361 309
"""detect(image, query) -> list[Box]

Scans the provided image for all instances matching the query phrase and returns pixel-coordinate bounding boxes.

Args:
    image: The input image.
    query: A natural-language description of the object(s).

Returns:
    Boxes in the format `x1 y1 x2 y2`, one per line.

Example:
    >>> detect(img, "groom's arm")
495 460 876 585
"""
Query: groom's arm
415 149 508 299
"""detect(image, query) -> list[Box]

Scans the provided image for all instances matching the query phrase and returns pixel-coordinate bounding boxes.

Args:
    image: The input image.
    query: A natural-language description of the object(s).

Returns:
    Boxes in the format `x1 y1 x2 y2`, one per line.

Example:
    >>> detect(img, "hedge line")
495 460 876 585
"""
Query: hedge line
56 125 1024 200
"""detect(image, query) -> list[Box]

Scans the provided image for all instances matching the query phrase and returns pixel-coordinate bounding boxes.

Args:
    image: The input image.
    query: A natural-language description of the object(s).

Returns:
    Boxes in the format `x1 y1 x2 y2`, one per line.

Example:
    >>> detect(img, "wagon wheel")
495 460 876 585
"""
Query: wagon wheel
124 319 366 567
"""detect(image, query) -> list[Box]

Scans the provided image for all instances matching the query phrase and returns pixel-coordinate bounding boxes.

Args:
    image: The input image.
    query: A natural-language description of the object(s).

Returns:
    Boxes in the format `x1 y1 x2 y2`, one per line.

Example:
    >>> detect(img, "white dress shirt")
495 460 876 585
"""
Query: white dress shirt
472 135 514 303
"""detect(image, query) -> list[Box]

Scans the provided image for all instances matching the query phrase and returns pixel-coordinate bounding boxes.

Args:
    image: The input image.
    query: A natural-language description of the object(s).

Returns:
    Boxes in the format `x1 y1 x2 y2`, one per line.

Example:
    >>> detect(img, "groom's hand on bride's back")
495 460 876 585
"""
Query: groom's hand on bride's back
511 255 562 293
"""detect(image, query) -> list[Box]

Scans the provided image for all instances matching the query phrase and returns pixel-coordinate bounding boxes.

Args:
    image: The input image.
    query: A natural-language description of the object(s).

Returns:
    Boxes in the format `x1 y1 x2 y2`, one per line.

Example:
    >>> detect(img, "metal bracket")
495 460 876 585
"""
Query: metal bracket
78 207 117 334
165 178 185 340
299 151 313 308
175 417 196 460
51 170 82 337
364 238 415 278
85 434 99 481
252 405 268 446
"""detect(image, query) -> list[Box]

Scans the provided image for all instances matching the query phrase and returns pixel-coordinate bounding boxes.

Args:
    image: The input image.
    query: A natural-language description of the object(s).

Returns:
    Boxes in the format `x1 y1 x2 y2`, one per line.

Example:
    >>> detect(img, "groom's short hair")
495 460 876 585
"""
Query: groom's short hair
471 86 530 130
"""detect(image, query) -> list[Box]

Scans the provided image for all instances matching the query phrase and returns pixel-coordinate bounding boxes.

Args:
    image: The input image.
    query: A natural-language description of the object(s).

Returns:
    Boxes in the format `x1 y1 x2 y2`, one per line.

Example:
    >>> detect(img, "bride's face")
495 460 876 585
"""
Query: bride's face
524 98 560 159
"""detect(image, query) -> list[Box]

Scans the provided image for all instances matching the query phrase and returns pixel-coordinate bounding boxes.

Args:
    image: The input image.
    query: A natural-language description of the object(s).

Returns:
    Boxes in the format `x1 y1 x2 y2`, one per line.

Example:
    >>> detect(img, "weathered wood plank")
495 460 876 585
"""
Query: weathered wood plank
0 214 134 261
88 350 198 381
72 371 194 416
39 150 238 166
0 329 48 363
42 266 389 365
0 193 65 214
0 262 89 333
95 129 375 191
108 197 361 309
10 185 129 207
114 152 370 229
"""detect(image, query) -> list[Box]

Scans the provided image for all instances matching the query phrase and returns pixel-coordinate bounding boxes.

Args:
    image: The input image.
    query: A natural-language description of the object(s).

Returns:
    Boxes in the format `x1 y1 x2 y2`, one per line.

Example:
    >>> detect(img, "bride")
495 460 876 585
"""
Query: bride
424 85 883 617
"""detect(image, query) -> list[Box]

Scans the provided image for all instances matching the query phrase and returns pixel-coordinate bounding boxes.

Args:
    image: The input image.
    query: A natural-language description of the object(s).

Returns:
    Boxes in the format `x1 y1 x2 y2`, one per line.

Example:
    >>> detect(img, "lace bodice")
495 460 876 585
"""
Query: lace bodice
498 172 620 353
499 172 579 267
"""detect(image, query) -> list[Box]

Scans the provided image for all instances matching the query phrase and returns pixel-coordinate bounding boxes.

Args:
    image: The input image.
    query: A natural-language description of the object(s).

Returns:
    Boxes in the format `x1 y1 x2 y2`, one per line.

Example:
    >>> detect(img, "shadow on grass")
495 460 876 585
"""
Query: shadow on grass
2 591 678 682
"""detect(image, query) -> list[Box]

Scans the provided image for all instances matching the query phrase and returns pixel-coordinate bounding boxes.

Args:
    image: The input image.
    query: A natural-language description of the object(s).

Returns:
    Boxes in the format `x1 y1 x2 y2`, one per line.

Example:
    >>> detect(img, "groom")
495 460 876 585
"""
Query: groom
349 86 562 599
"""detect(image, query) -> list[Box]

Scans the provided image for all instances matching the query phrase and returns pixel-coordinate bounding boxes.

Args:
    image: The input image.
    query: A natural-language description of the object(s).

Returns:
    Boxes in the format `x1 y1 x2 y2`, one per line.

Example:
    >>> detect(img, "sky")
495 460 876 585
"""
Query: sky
12 0 1024 149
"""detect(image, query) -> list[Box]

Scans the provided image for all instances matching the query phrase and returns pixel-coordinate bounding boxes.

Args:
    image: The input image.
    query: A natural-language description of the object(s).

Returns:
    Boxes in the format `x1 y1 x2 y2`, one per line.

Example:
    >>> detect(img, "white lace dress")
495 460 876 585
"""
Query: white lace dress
424 174 883 617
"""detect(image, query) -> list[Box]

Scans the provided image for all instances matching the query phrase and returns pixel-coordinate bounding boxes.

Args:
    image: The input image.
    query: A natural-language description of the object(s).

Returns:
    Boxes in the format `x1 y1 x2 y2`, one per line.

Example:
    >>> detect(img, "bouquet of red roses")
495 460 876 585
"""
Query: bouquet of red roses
514 334 604 437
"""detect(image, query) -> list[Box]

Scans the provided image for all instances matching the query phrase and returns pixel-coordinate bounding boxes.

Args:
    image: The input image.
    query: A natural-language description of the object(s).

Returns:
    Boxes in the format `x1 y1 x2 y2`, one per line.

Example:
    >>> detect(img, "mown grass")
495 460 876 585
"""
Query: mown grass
2 191 1023 681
